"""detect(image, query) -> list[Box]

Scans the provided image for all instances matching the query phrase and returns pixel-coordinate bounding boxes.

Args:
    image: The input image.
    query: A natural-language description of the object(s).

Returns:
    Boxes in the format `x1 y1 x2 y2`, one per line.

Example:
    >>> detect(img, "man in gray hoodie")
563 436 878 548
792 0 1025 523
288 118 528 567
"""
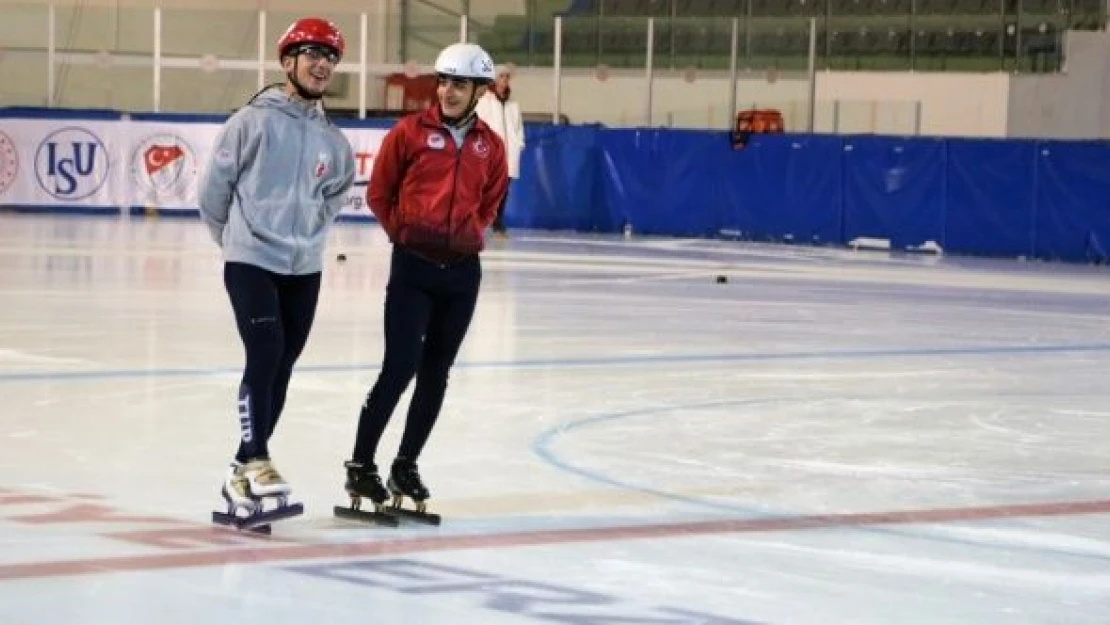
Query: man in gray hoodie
199 17 354 522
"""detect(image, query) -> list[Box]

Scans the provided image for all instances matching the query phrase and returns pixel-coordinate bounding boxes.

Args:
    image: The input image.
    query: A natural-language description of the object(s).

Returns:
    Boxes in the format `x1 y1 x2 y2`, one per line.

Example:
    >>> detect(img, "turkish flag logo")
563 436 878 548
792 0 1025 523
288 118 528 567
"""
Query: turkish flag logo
130 134 197 204
144 144 185 175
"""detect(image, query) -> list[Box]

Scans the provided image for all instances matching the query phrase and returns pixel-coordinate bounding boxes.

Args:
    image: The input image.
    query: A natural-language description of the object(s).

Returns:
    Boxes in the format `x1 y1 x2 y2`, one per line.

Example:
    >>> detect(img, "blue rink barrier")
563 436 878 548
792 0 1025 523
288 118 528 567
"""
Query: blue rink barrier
515 126 1110 263
4 108 1110 263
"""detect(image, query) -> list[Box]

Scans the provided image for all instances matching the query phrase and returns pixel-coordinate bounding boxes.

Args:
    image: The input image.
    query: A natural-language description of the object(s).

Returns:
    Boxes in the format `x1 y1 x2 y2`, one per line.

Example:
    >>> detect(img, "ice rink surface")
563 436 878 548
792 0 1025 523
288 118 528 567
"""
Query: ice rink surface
0 213 1107 624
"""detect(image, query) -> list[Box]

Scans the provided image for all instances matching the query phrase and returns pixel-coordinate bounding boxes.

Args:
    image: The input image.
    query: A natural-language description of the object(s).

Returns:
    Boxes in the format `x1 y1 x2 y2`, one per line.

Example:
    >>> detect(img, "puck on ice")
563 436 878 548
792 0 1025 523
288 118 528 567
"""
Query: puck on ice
715 275 727 284
337 253 347 262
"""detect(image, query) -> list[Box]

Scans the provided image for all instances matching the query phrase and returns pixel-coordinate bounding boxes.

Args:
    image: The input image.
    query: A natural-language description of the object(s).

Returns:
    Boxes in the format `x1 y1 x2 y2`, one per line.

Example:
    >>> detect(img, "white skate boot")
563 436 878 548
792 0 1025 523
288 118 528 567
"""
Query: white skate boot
221 462 259 515
238 459 292 499
213 460 302 533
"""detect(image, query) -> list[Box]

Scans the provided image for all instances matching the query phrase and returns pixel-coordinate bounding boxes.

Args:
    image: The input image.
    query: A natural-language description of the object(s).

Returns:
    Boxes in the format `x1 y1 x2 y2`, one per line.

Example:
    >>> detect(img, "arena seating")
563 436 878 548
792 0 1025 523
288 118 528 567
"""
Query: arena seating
477 0 1101 72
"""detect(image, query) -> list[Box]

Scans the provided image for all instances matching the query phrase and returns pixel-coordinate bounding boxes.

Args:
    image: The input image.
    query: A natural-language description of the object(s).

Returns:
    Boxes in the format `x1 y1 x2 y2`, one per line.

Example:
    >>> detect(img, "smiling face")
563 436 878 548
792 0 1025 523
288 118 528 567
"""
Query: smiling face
494 69 511 95
437 76 482 120
282 45 339 98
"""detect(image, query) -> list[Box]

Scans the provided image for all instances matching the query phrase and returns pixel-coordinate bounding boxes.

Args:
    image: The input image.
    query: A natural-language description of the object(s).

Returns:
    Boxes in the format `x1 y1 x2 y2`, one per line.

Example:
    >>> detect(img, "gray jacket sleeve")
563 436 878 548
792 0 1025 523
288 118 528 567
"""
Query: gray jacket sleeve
198 114 248 246
323 137 356 221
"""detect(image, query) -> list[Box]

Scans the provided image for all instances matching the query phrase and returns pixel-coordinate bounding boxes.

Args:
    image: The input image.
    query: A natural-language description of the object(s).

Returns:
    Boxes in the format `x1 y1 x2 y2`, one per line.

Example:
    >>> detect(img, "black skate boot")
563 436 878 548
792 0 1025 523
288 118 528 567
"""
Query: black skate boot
332 460 399 526
386 458 441 525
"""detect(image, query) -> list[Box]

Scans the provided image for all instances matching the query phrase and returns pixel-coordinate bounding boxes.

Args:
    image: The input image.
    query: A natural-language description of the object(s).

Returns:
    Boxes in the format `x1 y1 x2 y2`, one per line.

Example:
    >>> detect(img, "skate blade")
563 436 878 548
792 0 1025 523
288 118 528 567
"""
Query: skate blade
212 511 273 534
385 504 442 526
212 502 303 533
333 505 400 527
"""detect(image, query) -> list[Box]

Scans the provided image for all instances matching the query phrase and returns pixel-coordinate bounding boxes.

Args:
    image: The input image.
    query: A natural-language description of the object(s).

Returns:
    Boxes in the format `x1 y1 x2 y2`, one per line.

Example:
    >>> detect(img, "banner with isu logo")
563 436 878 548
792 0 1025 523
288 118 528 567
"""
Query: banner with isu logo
0 116 388 218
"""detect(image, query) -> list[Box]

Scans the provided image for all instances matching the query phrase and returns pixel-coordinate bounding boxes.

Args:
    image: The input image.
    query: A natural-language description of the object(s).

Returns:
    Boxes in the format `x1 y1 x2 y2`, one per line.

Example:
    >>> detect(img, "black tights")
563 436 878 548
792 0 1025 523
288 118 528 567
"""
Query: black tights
352 247 481 466
492 183 510 233
224 262 321 463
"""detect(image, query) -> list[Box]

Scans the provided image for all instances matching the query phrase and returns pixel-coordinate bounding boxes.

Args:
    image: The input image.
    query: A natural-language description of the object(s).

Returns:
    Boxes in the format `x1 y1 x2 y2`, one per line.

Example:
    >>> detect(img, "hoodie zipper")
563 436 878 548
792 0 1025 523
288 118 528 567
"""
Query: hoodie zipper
293 116 309 273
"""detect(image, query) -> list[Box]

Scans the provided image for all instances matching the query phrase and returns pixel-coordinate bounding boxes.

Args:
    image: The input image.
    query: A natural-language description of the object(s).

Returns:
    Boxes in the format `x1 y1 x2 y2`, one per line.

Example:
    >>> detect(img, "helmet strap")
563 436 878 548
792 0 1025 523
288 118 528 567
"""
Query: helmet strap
283 55 324 101
439 82 485 127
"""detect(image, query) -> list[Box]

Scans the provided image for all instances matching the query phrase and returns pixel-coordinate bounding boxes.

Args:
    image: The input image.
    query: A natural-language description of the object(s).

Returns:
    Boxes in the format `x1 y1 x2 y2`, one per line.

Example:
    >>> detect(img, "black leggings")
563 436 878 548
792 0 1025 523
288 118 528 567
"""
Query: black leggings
352 247 481 466
492 183 510 232
224 262 321 463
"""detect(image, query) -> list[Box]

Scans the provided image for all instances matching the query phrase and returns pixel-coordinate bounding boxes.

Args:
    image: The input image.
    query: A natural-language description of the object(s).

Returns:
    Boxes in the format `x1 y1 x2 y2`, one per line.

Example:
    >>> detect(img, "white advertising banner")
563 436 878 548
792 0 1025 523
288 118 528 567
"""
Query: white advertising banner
0 117 388 218
339 126 390 216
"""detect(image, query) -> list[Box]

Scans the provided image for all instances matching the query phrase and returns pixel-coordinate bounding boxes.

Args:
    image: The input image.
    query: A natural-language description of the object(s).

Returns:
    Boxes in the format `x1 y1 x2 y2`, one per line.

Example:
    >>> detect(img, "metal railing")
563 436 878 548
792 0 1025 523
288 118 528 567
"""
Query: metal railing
483 0 1095 73
0 1 1096 131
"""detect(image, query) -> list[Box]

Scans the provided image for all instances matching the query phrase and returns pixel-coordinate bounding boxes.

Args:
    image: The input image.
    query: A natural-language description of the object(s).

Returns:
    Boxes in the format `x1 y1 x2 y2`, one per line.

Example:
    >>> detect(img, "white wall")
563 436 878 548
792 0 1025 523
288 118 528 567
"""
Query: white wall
507 67 1008 136
817 71 1012 137
508 67 812 130
0 0 402 111
1007 30 1110 140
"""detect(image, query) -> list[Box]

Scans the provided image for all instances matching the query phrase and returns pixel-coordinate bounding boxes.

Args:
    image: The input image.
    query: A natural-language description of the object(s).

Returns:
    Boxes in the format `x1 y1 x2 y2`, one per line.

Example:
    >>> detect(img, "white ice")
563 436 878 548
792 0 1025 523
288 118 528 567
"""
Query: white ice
0 213 1107 625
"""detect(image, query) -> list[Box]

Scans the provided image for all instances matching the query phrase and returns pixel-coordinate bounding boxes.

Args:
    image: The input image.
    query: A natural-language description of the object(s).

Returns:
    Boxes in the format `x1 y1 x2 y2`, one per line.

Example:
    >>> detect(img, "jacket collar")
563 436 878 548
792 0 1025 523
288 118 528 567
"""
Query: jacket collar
417 104 490 134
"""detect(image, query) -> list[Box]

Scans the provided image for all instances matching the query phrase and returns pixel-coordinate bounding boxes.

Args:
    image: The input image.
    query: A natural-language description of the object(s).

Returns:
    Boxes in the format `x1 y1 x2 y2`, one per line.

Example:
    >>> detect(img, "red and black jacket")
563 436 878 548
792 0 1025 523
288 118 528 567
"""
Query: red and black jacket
367 105 509 263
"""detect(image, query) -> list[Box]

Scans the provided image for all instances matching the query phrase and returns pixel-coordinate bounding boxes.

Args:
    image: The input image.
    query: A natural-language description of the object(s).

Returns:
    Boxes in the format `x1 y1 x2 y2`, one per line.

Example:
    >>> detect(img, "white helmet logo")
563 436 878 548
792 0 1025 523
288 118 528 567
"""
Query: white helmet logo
435 43 495 81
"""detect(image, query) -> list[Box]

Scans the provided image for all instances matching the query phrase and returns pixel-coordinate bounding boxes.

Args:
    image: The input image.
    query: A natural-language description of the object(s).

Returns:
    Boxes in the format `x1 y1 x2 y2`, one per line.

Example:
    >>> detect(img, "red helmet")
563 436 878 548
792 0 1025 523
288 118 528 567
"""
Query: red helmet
277 17 345 60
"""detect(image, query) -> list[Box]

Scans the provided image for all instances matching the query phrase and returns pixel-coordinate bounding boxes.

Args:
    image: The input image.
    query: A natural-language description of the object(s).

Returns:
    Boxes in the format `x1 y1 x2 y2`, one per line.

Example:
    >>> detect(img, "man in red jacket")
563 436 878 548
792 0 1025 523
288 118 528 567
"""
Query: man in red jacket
338 42 508 523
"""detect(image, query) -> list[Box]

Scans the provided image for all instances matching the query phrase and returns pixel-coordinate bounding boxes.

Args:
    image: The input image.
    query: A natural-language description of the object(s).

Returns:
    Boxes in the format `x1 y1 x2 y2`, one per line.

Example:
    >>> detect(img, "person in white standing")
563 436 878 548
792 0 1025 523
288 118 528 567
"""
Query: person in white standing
475 65 524 237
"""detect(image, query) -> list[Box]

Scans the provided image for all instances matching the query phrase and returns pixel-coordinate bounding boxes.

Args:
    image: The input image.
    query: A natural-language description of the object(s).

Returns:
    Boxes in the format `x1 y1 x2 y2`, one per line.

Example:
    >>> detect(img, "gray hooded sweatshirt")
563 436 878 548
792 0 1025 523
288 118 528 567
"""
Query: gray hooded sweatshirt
198 87 355 275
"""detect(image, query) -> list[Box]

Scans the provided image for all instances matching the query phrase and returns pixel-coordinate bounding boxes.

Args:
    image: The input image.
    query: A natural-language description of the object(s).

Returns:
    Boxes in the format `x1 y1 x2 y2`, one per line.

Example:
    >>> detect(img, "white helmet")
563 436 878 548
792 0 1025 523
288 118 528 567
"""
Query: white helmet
434 43 496 83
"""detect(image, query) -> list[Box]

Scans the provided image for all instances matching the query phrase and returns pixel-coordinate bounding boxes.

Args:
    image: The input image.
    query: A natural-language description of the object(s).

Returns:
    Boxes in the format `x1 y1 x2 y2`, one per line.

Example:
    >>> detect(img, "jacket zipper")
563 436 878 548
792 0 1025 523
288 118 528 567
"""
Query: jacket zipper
446 132 462 256
500 106 509 174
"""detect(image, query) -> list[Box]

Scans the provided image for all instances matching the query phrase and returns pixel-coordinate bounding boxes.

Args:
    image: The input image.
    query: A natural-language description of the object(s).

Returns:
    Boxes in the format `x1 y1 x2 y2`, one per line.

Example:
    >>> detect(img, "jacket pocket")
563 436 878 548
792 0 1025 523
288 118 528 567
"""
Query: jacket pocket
237 199 288 238
450 210 485 254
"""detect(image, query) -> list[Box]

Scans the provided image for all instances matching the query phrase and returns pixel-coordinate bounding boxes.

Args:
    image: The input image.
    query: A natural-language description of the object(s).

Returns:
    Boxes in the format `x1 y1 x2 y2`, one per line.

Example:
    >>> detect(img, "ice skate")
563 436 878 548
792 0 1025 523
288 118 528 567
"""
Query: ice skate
212 460 303 533
239 458 293 497
385 458 441 525
218 461 260 513
333 460 399 526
